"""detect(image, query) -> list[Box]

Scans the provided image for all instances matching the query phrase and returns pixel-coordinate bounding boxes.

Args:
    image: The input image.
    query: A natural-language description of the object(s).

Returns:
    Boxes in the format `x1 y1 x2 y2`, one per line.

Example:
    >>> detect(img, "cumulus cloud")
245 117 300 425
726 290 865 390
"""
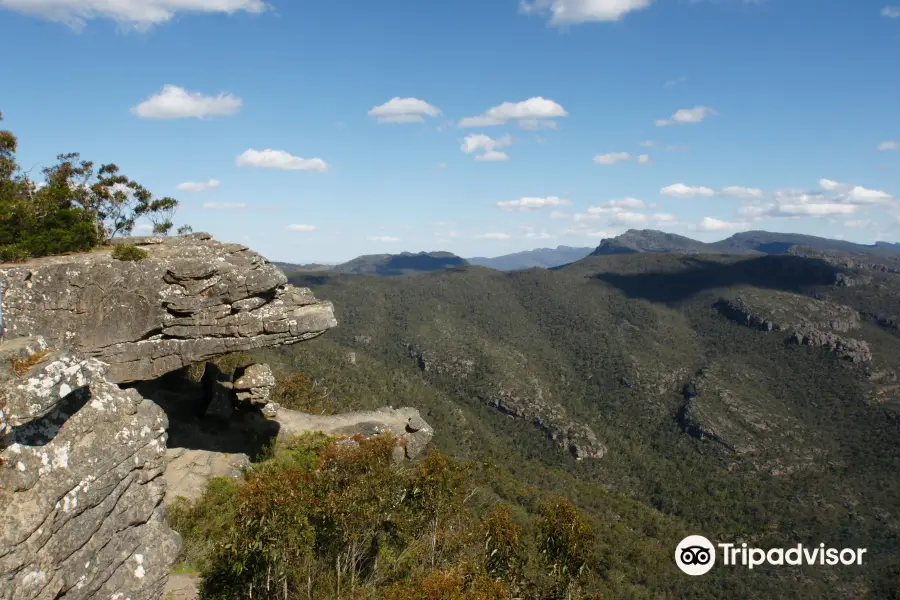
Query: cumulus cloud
696 217 749 232
660 183 715 198
368 97 440 124
367 236 401 242
655 106 717 127
203 202 249 210
878 140 900 151
131 85 242 119
475 232 512 240
287 224 316 232
497 196 572 212
236 149 330 172
177 179 221 193
818 178 892 204
639 140 658 148
458 97 567 128
520 0 654 24
588 197 646 212
720 186 764 198
593 152 631 165
637 154 651 165
883 6 900 18
0 0 267 29
461 134 512 160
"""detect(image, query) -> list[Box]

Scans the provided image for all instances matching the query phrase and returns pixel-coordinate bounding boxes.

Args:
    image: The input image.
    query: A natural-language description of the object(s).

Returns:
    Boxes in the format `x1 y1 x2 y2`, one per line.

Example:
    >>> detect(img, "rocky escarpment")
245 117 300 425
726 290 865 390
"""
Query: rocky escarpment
0 233 337 384
406 343 605 460
0 234 341 600
715 293 871 362
1 338 178 600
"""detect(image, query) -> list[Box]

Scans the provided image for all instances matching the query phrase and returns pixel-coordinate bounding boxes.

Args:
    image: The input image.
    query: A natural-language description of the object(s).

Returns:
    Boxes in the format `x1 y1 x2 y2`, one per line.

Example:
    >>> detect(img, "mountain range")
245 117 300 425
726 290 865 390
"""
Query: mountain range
262 233 900 597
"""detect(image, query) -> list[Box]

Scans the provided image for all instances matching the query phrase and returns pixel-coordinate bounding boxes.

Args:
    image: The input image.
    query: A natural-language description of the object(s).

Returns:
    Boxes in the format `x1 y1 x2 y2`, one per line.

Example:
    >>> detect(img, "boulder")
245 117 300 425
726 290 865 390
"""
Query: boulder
232 363 276 406
0 233 337 384
273 407 434 460
0 340 178 600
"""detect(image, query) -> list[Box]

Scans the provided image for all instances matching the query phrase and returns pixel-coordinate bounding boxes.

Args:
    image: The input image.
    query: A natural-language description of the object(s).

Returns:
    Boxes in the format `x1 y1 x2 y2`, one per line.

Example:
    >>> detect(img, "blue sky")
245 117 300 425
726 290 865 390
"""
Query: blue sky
1 0 898 263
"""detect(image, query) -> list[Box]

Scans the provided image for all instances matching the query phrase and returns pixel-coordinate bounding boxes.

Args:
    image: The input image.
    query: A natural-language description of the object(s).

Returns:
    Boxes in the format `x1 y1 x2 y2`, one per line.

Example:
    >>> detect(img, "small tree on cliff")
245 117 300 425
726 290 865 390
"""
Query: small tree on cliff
0 111 186 261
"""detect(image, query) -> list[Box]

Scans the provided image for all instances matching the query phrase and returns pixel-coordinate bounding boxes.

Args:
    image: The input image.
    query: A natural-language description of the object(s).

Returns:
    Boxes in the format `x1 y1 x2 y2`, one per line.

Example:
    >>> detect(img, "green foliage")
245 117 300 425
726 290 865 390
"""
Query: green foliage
0 111 188 262
260 257 900 597
111 244 149 261
271 372 336 414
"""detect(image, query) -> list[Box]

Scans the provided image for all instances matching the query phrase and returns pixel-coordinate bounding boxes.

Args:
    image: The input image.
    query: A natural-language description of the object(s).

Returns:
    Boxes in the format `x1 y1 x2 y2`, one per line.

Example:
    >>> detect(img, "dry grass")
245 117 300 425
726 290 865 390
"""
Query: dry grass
10 350 50 377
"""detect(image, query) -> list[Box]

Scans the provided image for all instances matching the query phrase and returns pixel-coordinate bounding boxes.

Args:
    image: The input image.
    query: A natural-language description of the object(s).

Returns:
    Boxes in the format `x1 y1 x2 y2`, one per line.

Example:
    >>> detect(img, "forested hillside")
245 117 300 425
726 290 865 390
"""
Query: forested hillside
246 253 900 598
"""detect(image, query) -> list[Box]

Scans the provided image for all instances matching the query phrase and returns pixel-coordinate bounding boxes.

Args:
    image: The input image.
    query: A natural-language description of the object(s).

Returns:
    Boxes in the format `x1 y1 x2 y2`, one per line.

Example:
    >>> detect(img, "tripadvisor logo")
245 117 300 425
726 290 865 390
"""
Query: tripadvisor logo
675 536 868 576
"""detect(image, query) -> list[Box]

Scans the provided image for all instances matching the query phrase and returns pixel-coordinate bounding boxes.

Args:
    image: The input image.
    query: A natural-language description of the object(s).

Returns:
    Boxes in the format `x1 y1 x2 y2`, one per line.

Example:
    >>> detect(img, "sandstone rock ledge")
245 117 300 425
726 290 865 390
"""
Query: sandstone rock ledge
0 233 338 384
1 338 178 600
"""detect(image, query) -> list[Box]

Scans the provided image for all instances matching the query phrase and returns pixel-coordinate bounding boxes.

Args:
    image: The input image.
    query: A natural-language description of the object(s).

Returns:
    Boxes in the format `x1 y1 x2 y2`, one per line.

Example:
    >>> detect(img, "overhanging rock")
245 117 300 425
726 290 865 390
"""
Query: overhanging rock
0 234 338 383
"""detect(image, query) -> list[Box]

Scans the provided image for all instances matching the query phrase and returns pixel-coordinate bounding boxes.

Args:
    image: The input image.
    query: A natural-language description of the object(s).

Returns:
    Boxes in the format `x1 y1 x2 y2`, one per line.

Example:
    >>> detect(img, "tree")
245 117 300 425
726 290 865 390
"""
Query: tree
0 110 189 262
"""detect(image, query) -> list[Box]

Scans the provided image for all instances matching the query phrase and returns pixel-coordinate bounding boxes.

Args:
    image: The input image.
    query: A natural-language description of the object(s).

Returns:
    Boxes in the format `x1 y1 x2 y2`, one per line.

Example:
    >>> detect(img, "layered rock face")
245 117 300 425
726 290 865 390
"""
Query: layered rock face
0 233 338 384
1 339 178 600
0 234 340 600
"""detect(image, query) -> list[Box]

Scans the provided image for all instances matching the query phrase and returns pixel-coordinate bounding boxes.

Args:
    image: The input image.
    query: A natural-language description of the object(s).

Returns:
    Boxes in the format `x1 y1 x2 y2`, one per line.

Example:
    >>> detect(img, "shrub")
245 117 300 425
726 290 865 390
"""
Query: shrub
0 111 188 260
111 244 148 261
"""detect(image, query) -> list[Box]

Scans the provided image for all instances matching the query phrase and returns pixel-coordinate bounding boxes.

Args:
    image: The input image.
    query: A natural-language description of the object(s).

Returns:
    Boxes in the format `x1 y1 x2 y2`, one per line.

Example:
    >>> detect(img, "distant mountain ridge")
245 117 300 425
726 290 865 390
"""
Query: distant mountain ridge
467 245 594 270
332 251 468 276
592 229 900 257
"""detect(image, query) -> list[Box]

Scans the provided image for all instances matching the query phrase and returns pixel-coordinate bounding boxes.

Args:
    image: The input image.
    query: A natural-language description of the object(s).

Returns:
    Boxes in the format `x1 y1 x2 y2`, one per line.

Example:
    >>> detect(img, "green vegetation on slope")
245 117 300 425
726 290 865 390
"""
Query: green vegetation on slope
261 255 900 597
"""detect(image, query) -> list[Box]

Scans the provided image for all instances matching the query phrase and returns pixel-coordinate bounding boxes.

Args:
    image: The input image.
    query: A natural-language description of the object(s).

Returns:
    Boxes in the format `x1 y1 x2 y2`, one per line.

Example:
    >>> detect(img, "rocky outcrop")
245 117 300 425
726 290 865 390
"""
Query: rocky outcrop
232 363 276 406
0 233 337 384
716 293 871 362
0 234 341 600
274 406 434 461
0 338 178 600
787 330 872 363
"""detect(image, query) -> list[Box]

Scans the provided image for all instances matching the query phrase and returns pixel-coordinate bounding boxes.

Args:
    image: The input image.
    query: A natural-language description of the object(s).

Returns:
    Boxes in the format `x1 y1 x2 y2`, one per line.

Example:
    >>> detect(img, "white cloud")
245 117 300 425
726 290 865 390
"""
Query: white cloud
818 178 850 192
696 217 749 232
0 0 267 29
637 154 651 165
848 186 892 203
475 232 512 239
883 6 900 18
476 151 510 161
203 202 249 210
461 134 512 154
134 223 154 232
818 178 892 204
176 179 221 193
639 140 658 148
367 236 401 242
458 97 567 128
586 197 645 212
720 186 764 198
236 149 330 172
593 152 631 165
520 0 654 24
368 97 440 124
774 203 858 216
525 232 556 240
877 140 900 151
660 183 715 198
655 106 717 127
287 224 316 232
497 196 572 212
131 85 242 119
